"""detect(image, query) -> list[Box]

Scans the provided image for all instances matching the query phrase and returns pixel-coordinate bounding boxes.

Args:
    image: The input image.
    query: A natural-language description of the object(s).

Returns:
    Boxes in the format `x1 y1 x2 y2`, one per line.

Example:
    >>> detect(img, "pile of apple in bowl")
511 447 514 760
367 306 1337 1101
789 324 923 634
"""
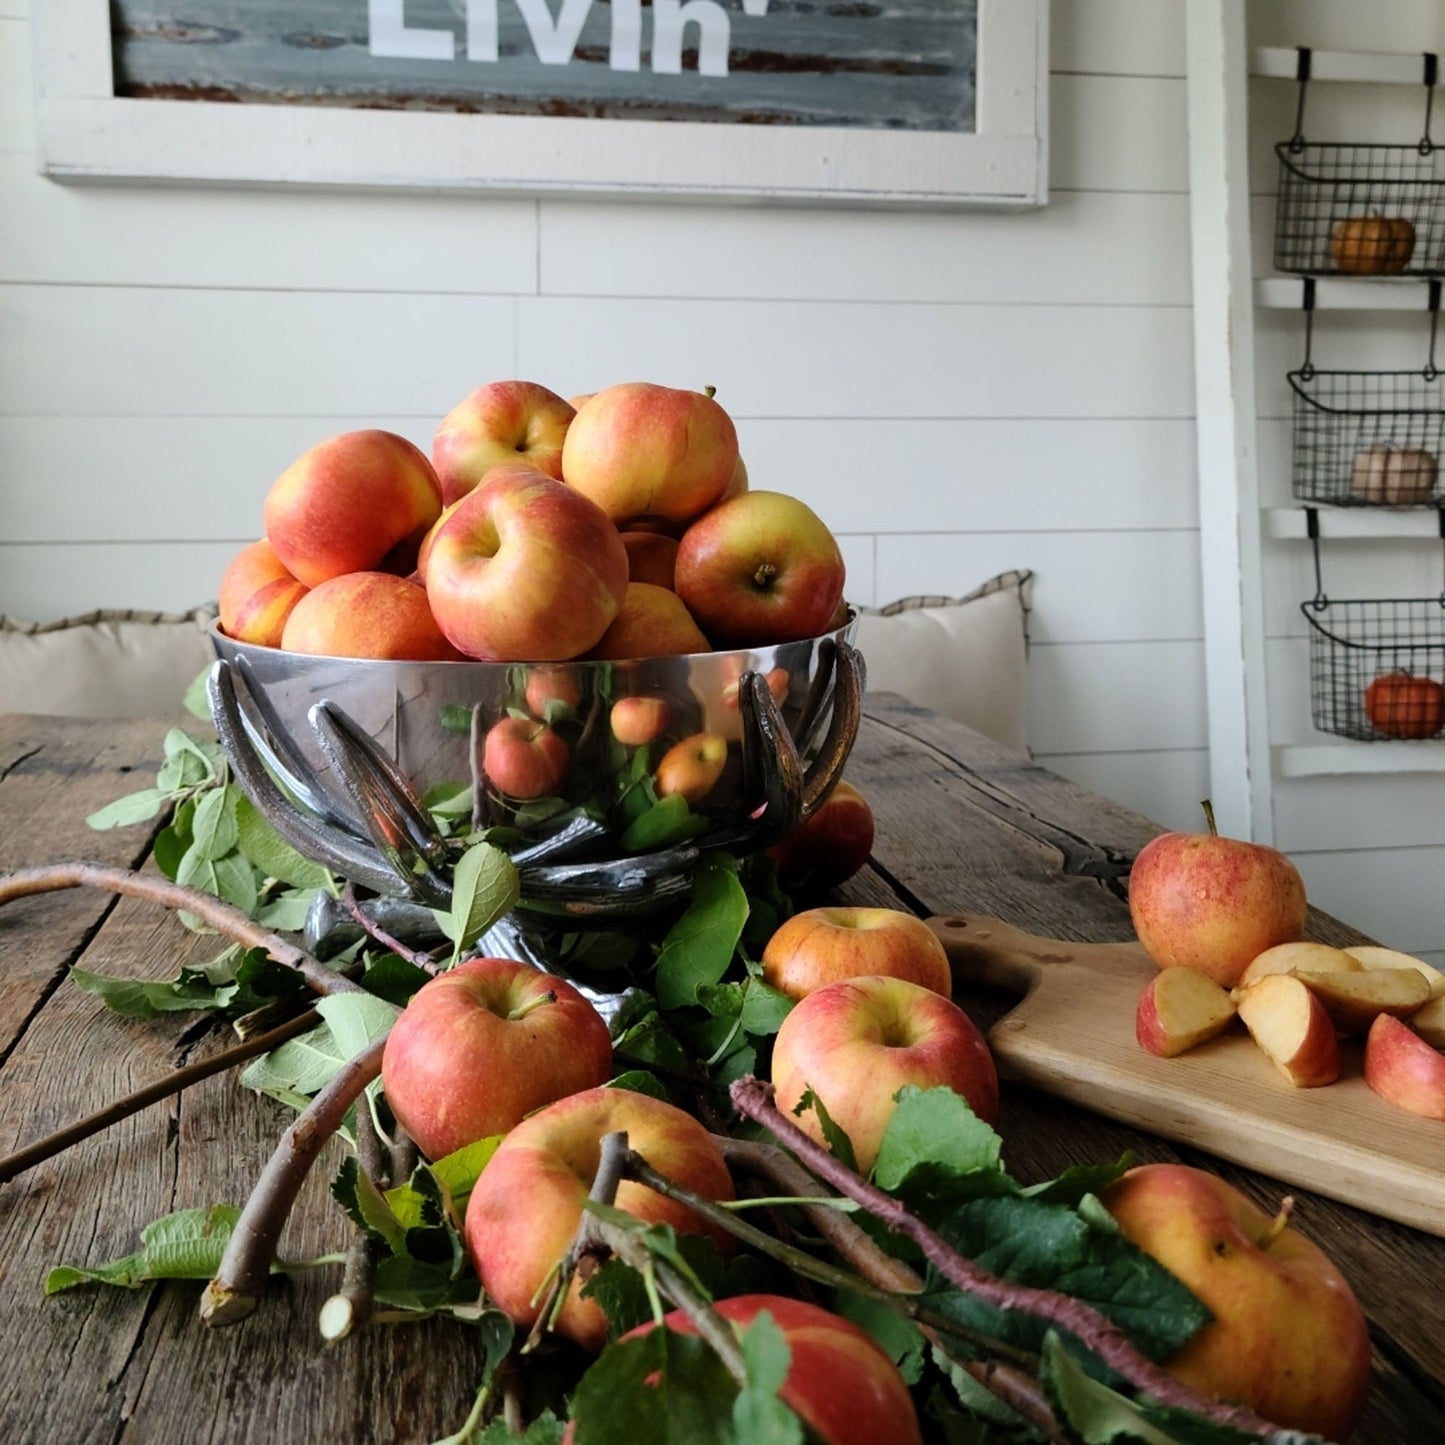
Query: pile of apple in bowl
211 379 857 857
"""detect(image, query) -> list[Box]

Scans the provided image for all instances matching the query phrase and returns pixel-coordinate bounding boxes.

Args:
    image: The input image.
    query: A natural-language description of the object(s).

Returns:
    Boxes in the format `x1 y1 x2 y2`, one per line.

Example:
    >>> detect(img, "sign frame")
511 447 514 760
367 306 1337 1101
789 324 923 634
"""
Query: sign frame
31 0 1048 208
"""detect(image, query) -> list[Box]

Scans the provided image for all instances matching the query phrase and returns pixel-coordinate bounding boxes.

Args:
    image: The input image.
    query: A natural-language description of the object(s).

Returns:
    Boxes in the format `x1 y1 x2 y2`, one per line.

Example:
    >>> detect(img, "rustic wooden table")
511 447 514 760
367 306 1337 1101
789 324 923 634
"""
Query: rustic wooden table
1 701 1442 1443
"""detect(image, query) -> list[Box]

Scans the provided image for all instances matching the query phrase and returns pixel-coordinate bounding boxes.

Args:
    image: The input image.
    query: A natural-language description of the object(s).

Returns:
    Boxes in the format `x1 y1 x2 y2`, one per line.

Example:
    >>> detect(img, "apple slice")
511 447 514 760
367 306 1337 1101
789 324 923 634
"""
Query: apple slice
1407 994 1445 1049
1135 967 1237 1058
1235 975 1339 1088
1364 1014 1445 1121
1233 940 1360 999
1345 944 1445 999
1293 967 1430 1035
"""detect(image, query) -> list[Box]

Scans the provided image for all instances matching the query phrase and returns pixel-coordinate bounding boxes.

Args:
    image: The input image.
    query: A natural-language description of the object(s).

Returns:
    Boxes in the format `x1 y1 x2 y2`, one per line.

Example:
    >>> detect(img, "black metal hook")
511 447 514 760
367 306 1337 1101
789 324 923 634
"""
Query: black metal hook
1288 46 1311 151
1306 506 1329 609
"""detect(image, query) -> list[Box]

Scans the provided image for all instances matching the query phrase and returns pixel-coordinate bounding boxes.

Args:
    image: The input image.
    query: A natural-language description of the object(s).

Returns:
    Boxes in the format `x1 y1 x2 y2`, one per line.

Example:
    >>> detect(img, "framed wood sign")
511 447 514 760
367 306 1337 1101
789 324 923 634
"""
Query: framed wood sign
31 0 1047 207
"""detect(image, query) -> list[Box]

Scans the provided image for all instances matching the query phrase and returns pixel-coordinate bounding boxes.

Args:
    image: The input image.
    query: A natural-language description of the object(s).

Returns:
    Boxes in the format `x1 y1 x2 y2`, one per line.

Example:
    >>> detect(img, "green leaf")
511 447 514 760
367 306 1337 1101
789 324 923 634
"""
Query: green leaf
1025 1157 1135 1208
176 842 257 919
739 977 794 1036
190 784 239 860
611 1003 698 1079
621 793 710 852
254 892 317 932
925 1196 1212 1369
86 788 167 830
359 952 435 1008
605 1069 672 1101
434 843 520 961
836 1291 927 1385
439 704 474 734
239 1022 346 1097
235 794 334 890
373 1253 479 1313
425 1136 503 1218
731 1310 805 1445
792 1087 858 1174
315 991 400 1067
654 856 749 1011
331 1156 409 1255
1041 1331 1190 1444
183 665 214 721
423 781 475 820
46 1204 242 1292
569 1330 739 1445
871 1086 1008 1199
68 966 227 1019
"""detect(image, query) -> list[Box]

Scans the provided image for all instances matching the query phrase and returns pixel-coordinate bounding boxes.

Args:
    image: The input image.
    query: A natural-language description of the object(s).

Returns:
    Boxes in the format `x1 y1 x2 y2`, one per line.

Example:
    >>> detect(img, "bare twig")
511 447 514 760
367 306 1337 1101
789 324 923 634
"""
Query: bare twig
731 1076 1283 1440
319 1105 388 1343
0 1007 320 1186
201 1035 389 1327
0 862 365 998
341 883 441 975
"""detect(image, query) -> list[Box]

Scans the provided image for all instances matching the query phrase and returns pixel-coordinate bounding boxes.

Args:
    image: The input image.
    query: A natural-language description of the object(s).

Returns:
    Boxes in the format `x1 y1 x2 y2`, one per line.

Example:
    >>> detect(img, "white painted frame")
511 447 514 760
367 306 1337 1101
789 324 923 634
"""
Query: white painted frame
29 0 1049 208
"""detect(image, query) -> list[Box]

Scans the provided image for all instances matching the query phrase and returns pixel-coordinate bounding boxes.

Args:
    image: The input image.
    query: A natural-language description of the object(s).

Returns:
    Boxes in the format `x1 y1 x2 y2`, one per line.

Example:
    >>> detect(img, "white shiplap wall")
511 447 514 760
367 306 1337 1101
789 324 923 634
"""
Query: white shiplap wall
0 0 1440 962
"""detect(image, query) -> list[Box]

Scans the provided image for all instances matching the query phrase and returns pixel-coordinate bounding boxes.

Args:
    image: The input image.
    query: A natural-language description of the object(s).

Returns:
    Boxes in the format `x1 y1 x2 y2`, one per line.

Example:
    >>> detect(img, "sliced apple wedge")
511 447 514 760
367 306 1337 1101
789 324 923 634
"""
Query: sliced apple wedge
1135 967 1237 1058
1293 967 1430 1035
1407 994 1445 1049
1232 940 1360 999
1235 974 1339 1087
1364 1014 1445 1121
1345 945 1445 1000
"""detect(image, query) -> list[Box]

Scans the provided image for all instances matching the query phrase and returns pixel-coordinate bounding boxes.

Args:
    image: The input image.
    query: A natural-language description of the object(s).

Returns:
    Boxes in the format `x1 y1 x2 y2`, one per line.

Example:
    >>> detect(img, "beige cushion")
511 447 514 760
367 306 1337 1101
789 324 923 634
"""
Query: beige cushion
853 571 1033 753
0 608 218 720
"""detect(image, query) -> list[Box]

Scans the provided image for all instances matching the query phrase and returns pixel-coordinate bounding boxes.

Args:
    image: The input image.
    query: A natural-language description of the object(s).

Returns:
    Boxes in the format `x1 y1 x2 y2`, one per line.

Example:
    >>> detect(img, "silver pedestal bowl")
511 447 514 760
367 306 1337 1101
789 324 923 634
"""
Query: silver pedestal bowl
206 617 864 981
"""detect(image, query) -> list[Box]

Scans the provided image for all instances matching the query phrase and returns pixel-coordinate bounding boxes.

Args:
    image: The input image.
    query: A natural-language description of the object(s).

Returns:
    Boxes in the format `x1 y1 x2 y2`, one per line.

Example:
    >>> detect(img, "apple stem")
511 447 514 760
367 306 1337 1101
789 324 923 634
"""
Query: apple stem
731 1076 1287 1441
1256 1196 1295 1251
200 1035 389 1327
507 990 558 1023
703 384 717 399
752 562 778 592
1200 800 1219 836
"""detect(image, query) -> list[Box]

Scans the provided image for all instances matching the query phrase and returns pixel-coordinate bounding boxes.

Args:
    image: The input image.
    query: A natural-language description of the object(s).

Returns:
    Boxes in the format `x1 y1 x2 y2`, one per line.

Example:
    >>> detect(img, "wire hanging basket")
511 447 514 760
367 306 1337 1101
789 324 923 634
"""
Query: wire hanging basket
1274 49 1445 277
1288 279 1445 505
1300 509 1445 740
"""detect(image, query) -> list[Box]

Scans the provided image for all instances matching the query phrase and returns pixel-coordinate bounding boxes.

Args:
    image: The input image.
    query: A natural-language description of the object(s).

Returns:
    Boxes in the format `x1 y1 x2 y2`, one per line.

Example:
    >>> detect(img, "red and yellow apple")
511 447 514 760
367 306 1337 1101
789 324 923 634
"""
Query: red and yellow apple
771 975 999 1172
620 531 679 591
1099 1163 1371 1439
524 665 583 720
1128 821 1308 989
1364 1013 1445 1120
654 731 728 804
766 781 875 894
610 695 671 747
464 1087 735 1351
431 379 576 503
586 582 710 661
761 906 952 1002
482 716 570 799
1350 945 1445 1047
279 572 463 661
217 539 308 649
1292 966 1429 1035
578 1295 925 1445
675 491 846 648
263 429 443 588
1234 974 1339 1088
1135 967 1237 1058
381 957 613 1160
561 382 739 525
424 463 629 661
1232 940 1360 995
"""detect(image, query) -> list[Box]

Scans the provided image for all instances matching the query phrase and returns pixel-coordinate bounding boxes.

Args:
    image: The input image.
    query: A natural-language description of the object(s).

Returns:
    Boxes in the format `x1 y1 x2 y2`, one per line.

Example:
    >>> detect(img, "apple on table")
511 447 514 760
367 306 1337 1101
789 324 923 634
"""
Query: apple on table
381 956 613 1161
1230 939 1360 996
1135 966 1237 1059
761 906 953 1001
1365 1013 1445 1120
464 1087 735 1352
766 780 875 894
1349 944 1445 1046
1127 803 1308 989
565 1294 924 1445
1099 1163 1371 1440
1234 973 1339 1088
770 974 999 1173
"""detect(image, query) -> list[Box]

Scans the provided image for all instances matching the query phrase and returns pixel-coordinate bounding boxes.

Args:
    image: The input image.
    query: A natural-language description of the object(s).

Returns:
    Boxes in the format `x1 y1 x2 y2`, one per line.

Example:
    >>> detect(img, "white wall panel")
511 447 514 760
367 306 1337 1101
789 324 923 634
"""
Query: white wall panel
0 19 30 154
0 286 517 418
1294 846 1445 956
539 191 1193 307
874 529 1203 644
835 536 875 611
518 299 1197 421
1028 640 1208 755
1052 0 1184 78
0 541 236 620
1049 75 1188 194
0 155 540 294
739 418 1199 534
1276 772 1445 854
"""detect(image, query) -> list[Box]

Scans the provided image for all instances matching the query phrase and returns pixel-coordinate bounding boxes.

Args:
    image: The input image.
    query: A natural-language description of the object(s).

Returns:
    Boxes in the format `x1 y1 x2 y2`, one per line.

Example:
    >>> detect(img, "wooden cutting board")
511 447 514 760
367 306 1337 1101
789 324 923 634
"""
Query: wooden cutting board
929 912 1445 1238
